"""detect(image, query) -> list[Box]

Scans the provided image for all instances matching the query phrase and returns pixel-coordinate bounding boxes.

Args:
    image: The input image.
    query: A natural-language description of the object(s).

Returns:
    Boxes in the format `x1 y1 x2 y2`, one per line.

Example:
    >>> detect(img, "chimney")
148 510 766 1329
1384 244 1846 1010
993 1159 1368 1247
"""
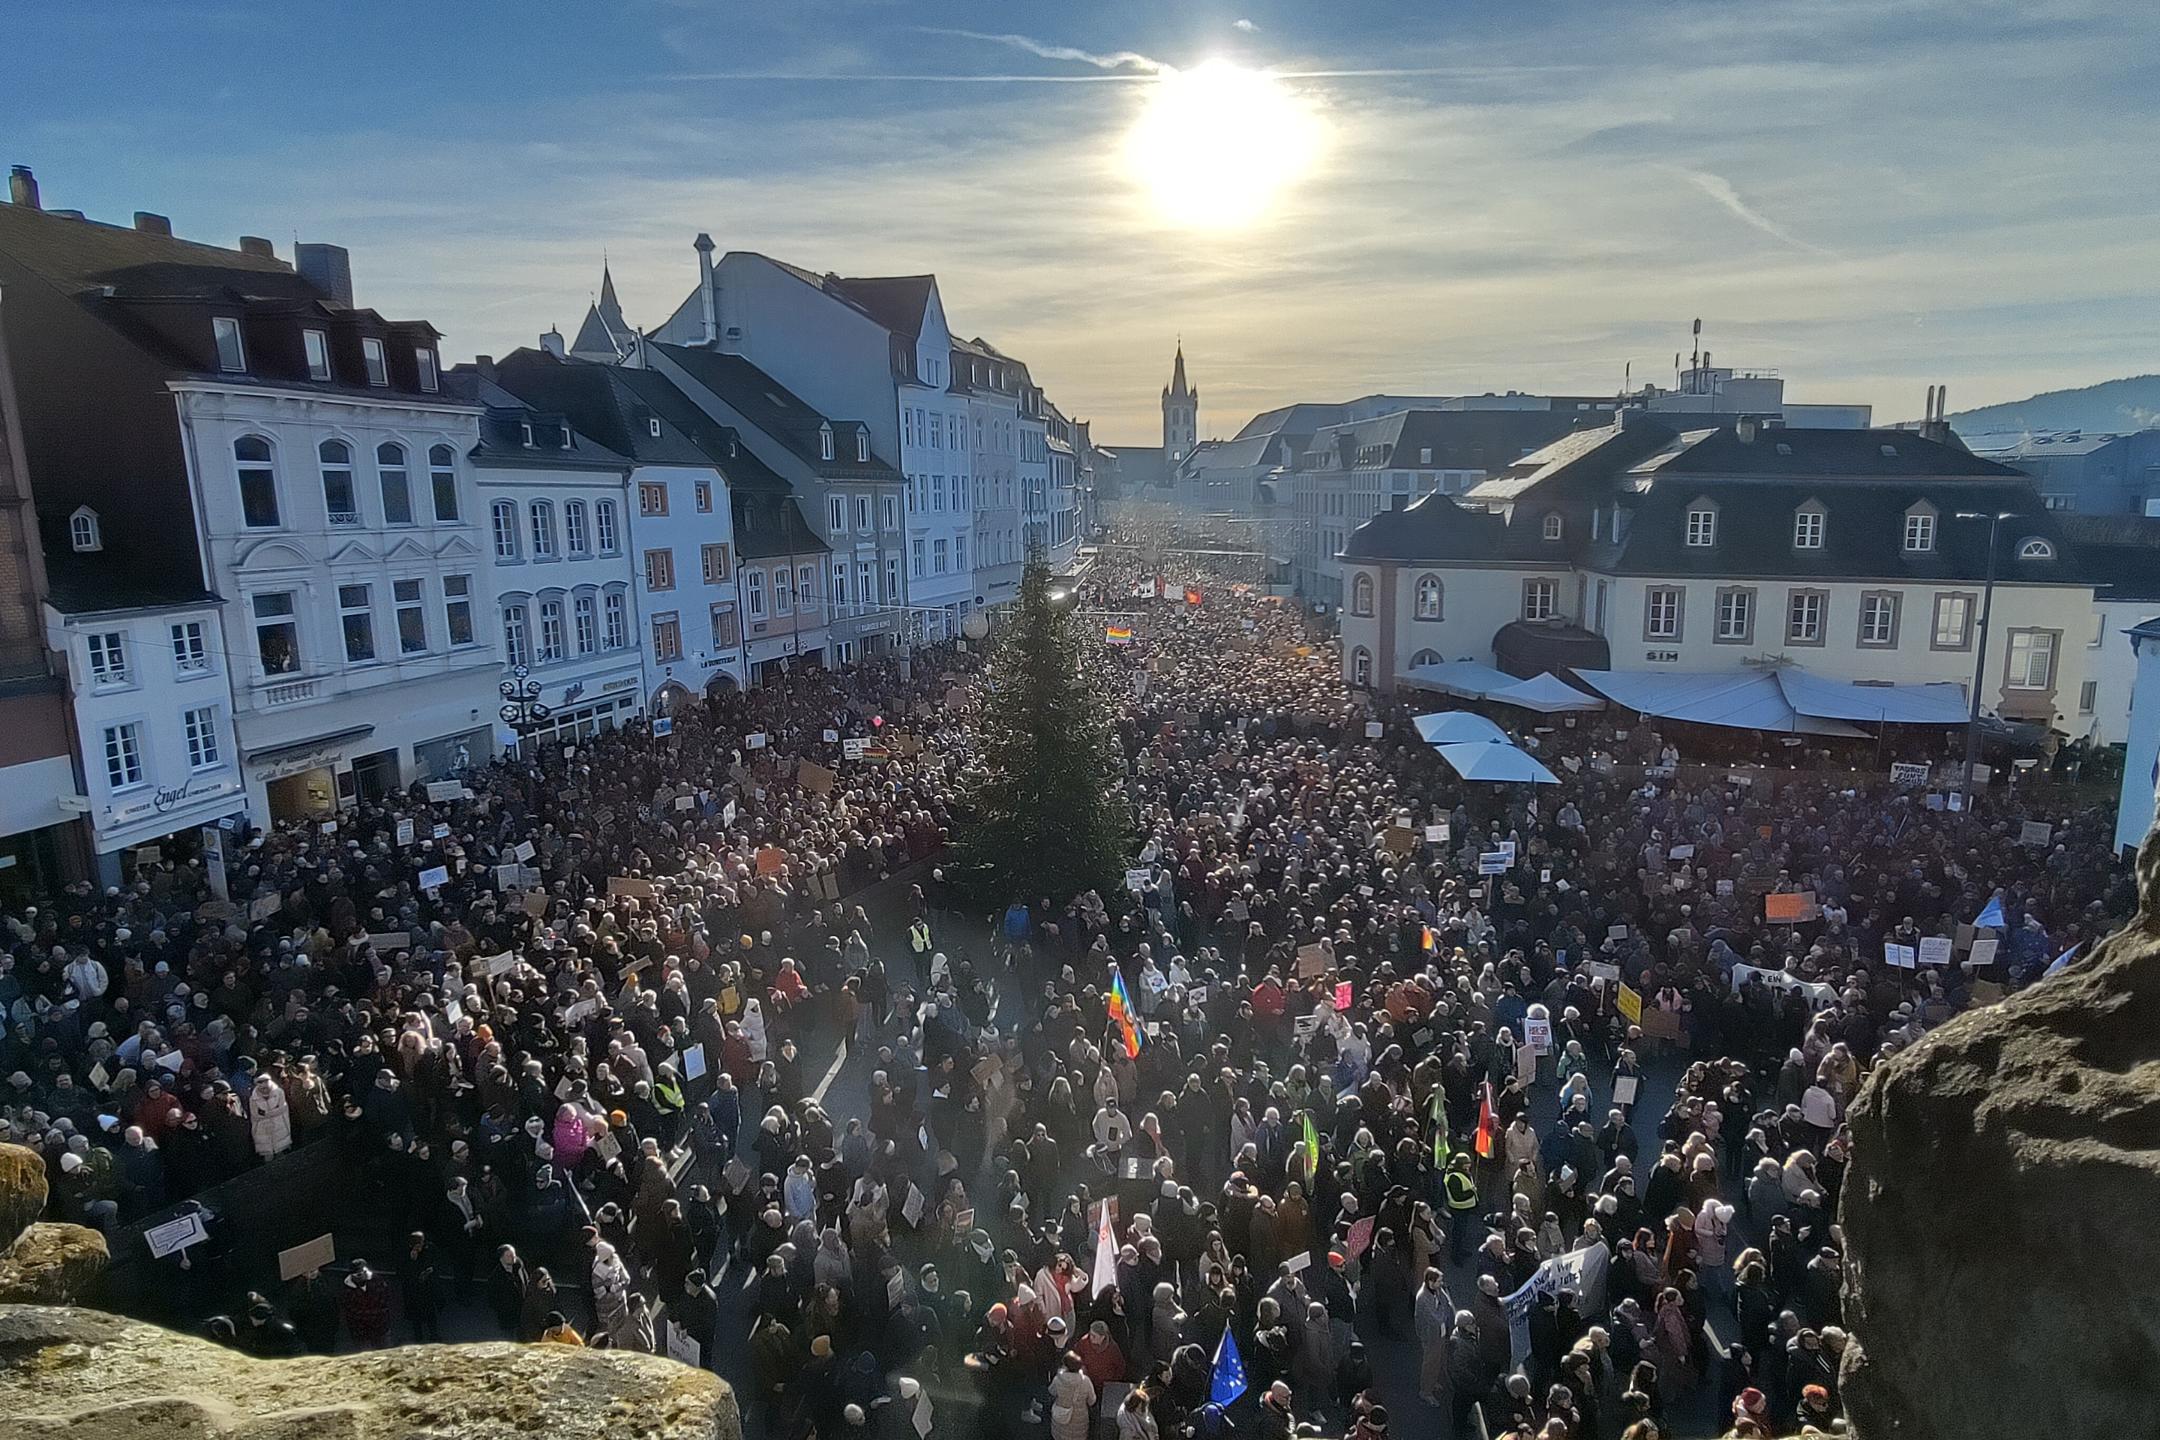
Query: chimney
1736 415 1758 445
7 165 39 210
694 232 718 347
294 242 354 306
132 211 171 236
474 354 497 381
539 327 566 359
238 236 275 259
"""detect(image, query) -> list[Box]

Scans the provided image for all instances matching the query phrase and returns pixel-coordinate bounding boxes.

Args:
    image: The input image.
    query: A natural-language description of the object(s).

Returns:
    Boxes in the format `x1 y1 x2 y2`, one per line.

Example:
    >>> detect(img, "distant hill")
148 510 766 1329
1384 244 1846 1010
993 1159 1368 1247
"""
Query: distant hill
1950 374 2160 437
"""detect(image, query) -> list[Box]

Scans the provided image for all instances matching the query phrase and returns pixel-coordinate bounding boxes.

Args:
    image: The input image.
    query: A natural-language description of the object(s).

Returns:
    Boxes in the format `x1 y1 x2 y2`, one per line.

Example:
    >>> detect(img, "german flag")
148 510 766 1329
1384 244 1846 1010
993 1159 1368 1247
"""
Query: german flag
1184 586 1203 606
1474 1081 1497 1159
1421 924 1437 954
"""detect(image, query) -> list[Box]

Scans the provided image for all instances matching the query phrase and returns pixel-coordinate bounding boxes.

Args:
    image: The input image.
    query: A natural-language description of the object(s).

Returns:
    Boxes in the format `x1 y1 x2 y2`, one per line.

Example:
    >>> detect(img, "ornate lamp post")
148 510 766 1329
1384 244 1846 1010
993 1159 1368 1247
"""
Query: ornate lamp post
499 664 552 744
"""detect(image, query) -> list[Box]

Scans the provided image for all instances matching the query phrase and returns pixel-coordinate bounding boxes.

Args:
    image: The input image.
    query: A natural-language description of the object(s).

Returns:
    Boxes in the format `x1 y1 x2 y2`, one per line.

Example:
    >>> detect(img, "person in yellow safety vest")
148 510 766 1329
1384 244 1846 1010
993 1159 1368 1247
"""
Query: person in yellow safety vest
1444 1152 1483 1266
908 918 933 974
653 1064 685 1145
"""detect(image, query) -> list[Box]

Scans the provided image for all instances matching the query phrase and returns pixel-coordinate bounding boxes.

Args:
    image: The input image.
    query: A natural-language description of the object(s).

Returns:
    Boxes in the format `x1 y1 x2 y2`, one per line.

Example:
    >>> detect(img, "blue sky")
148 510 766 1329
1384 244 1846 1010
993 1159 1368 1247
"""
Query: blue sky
9 0 2158 442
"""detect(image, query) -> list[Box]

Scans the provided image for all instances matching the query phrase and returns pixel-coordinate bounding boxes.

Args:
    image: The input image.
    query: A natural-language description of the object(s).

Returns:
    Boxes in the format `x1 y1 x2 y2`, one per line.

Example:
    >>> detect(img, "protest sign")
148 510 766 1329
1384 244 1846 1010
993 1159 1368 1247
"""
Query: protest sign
1607 924 1629 941
1425 823 1448 843
1524 1016 1553 1054
1967 937 2001 969
484 952 521 978
522 892 549 917
666 1320 702 1368
1616 983 1643 1025
145 1211 209 1259
1295 943 1327 978
1478 852 1510 875
417 865 449 892
902 1182 926 1227
513 840 537 863
842 737 869 761
1918 936 1954 966
249 893 282 921
432 822 451 840
744 732 767 750
799 760 837 794
1764 891 1816 923
366 932 410 954
608 875 656 898
2019 820 2053 848
1364 721 1384 739
1668 844 1695 860
1890 762 1931 788
425 780 463 803
755 846 786 877
1333 981 1353 1011
1613 1075 1640 1107
395 818 415 846
681 1043 707 1080
278 1233 335 1281
1641 1008 1683 1041
1884 942 1917 969
1125 867 1152 892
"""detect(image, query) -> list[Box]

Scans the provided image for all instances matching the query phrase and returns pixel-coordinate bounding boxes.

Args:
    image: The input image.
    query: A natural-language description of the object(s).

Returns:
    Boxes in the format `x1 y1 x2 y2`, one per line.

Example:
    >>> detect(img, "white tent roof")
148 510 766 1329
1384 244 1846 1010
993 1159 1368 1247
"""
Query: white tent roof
1436 742 1562 784
1574 669 1869 737
1485 672 1606 714
1399 660 1516 699
1414 712 1510 746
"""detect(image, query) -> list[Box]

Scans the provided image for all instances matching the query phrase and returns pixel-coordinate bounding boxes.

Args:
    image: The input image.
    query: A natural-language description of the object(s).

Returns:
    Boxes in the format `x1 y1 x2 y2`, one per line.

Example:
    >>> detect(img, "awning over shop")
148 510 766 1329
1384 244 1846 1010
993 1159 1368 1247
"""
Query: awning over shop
1485 672 1606 714
1435 742 1562 784
1773 669 1970 725
1572 669 1869 738
1414 712 1510 746
1399 660 1517 699
1492 620 1611 678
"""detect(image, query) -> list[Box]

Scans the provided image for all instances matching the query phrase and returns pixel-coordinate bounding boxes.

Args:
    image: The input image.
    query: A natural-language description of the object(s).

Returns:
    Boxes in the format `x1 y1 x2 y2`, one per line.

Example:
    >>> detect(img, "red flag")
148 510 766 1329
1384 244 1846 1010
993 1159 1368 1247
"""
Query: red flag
1184 586 1203 607
1474 1081 1496 1159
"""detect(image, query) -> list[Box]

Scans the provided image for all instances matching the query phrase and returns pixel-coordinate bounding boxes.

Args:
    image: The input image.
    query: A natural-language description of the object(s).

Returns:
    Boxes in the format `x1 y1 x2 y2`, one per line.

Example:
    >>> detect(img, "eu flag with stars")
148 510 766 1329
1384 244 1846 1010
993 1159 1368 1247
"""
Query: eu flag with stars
1209 1326 1248 1407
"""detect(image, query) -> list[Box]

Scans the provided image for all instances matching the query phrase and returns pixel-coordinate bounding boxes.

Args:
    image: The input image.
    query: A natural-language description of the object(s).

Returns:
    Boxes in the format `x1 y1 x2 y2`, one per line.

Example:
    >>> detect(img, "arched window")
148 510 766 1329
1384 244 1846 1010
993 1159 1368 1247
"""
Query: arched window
602 588 628 649
529 500 556 557
573 592 598 654
536 595 566 663
429 445 461 521
376 442 412 524
1415 574 1444 621
1350 646 1373 687
1351 572 1375 617
491 500 519 560
1542 512 1564 542
1410 648 1442 669
564 500 588 554
594 500 619 554
319 440 358 524
69 508 101 553
502 603 530 668
2017 537 2055 560
819 423 834 461
235 436 279 528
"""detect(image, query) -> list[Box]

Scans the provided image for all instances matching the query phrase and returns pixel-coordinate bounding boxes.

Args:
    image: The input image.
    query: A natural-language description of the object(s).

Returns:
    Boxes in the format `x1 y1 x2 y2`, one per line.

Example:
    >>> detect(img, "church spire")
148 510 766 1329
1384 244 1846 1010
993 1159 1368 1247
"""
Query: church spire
1167 342 1191 400
570 255 635 362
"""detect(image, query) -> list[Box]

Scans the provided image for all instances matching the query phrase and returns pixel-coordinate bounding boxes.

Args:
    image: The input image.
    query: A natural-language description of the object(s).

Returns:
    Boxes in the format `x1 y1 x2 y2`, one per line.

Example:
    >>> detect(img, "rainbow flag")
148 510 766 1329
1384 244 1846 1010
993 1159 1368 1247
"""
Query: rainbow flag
1105 625 1133 646
1474 1081 1497 1159
1107 970 1144 1057
1421 924 1437 954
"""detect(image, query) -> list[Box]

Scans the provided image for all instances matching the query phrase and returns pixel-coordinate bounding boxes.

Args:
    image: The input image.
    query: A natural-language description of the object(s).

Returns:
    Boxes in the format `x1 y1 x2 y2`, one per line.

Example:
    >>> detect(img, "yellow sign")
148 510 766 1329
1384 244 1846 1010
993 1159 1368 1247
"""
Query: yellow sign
1617 982 1643 1025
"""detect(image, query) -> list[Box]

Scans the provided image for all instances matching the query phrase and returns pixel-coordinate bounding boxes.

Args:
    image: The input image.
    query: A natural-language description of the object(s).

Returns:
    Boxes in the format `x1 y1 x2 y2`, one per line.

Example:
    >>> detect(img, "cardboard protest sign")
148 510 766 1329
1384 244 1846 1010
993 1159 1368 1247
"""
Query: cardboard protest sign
1295 943 1328 978
1641 1008 1683 1040
1616 983 1643 1025
366 932 411 954
755 846 786 877
799 760 837 795
278 1233 335 1281
608 876 657 898
484 952 521 978
249 893 282 921
522 892 550 917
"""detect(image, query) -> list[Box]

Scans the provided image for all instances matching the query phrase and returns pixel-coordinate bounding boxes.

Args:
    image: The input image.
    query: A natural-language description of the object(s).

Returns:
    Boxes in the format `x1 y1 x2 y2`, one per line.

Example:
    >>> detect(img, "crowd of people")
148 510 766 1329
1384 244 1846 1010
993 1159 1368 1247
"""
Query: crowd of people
1 515 2138 1440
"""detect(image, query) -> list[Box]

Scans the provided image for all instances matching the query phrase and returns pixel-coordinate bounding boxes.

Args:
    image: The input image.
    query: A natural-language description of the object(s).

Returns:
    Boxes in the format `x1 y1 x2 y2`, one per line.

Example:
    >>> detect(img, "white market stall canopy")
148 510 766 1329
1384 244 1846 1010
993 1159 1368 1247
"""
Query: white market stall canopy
1486 671 1606 714
1436 742 1562 785
1571 666 1970 737
1399 660 1517 698
1414 711 1511 746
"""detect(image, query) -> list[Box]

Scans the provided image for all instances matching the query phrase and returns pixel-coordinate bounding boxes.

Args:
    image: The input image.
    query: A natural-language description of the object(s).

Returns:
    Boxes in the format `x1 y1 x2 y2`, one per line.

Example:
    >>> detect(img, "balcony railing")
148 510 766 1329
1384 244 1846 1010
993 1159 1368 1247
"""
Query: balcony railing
260 677 320 707
328 510 363 527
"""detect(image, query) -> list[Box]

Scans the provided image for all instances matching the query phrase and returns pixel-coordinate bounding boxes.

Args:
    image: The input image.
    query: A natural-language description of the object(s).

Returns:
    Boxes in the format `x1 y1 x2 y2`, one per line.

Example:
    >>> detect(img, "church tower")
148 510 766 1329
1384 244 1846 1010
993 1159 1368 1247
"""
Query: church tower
1162 345 1198 465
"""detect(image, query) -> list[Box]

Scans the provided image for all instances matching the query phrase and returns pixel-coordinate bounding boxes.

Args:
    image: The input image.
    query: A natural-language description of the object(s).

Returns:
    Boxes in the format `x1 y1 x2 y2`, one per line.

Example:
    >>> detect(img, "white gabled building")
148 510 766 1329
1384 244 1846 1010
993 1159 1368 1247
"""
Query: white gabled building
492 347 750 710
1339 413 2100 739
449 361 645 751
42 507 238 882
650 242 974 640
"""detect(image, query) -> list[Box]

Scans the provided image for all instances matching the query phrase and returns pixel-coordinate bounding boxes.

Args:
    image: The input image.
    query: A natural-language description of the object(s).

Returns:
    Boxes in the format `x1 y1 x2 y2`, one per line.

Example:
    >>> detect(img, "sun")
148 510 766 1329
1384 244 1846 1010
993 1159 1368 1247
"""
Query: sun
1126 59 1324 229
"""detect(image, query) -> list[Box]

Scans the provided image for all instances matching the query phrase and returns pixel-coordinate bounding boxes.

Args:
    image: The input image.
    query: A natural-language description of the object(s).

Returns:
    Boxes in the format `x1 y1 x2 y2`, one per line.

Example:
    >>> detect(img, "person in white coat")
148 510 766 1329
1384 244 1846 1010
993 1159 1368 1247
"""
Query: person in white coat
61 948 109 1004
249 1073 293 1159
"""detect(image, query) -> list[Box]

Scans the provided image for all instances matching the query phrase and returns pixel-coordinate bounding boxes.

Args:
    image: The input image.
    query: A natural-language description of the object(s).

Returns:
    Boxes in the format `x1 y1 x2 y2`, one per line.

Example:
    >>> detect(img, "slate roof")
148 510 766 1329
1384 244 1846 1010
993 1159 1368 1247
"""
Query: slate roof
2055 513 2160 603
491 349 716 469
823 275 934 339
41 535 219 616
0 200 298 297
657 344 898 481
1351 415 2083 587
1305 408 1603 475
441 368 633 471
734 490 831 561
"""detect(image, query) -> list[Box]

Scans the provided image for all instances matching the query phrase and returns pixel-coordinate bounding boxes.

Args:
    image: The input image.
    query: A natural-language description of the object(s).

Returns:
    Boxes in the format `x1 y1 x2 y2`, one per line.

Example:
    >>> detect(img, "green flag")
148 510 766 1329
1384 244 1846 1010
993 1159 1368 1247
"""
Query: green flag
1300 1112 1320 1179
1430 1088 1451 1167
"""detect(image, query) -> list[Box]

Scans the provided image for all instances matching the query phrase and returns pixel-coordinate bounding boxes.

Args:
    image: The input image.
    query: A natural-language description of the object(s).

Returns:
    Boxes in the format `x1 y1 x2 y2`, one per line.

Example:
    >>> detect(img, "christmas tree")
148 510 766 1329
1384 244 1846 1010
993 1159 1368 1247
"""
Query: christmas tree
955 555 1129 905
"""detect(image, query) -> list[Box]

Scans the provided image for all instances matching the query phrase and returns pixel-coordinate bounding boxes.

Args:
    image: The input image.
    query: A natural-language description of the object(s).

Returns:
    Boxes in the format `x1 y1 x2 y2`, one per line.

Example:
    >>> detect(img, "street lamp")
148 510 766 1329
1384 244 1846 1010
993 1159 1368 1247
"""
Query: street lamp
499 664 552 743
1955 510 2014 810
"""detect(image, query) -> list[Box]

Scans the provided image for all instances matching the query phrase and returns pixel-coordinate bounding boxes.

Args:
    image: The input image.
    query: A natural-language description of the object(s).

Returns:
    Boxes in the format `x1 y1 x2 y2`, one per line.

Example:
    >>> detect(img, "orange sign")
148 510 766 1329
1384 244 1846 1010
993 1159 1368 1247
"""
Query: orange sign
755 846 786 877
1764 890 1816 923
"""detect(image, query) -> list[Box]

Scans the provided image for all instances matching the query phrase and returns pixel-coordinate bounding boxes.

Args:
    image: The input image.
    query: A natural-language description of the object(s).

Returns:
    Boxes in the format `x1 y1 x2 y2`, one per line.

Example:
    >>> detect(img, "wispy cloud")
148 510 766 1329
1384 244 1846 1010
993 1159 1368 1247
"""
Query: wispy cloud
1234 18 1258 32
1673 167 1832 255
921 28 1166 73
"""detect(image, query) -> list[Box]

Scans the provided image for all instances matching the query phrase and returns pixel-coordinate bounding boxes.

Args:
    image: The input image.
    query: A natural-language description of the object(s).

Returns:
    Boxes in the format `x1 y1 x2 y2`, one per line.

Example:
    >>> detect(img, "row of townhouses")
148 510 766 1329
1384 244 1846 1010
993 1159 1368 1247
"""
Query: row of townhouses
0 166 1092 889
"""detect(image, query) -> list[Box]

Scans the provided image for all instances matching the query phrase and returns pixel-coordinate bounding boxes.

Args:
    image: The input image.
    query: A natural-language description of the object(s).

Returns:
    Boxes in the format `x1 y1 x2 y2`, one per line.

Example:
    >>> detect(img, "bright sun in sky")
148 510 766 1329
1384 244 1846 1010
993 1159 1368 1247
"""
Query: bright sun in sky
1126 59 1325 229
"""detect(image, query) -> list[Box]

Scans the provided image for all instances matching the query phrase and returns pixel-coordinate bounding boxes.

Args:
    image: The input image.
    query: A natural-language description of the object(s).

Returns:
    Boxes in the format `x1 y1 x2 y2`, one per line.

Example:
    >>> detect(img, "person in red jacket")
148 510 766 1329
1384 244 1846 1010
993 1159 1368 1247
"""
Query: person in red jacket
339 1259 394 1348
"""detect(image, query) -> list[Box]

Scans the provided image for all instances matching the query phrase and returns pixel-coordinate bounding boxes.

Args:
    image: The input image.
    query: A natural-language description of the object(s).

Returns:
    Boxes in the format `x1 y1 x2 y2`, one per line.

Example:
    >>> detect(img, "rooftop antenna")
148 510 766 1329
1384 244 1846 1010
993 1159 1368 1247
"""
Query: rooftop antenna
1691 318 1703 392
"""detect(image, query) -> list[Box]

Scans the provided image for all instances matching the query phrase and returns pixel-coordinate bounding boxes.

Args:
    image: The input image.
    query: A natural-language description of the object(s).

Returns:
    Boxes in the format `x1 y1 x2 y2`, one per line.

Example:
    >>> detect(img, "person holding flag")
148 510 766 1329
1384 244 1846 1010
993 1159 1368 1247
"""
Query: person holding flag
1209 1322 1248 1408
1296 1110 1322 1185
1106 969 1145 1059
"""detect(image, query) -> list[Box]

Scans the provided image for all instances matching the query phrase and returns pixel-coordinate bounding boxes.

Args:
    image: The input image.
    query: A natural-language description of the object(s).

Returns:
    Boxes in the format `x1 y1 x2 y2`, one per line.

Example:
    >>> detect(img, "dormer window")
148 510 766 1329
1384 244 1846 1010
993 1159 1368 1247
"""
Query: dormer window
415 348 439 393
856 431 870 463
69 507 101 553
1903 509 1936 553
1542 513 1564 542
361 336 389 387
559 424 573 451
1793 503 1825 549
212 316 247 373
1685 503 1717 547
303 329 331 381
520 421 534 448
648 417 662 438
2018 537 2055 560
820 423 835 461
